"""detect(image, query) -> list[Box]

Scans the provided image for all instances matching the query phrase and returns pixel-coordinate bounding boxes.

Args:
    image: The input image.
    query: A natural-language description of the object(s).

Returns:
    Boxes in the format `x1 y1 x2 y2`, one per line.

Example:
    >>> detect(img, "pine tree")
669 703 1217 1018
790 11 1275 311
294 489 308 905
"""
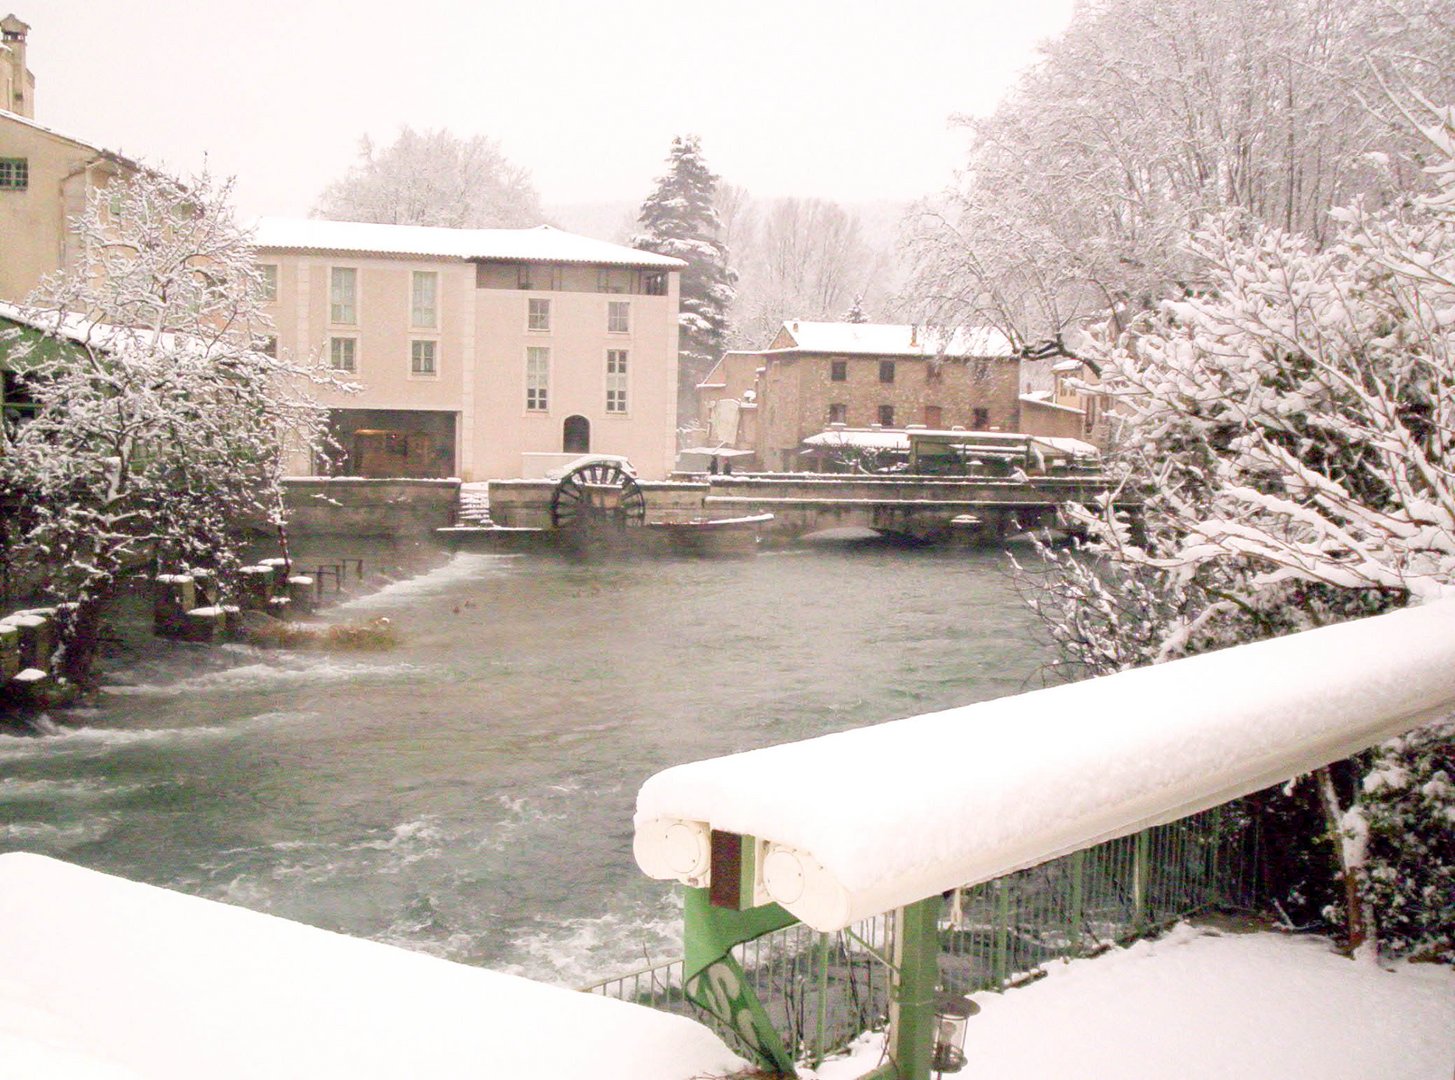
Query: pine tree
633 136 736 418
842 296 869 323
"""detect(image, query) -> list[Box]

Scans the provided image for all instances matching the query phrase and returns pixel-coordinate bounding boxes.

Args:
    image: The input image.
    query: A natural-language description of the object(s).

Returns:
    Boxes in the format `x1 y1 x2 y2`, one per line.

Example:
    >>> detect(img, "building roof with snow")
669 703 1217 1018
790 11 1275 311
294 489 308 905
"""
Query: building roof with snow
252 217 686 270
764 320 1016 359
0 301 259 361
0 107 145 173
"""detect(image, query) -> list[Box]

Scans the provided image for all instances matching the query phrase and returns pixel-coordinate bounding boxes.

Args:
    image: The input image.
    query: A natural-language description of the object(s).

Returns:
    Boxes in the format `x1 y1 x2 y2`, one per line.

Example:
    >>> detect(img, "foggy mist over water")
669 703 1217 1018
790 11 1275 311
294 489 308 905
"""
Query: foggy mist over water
0 546 1047 986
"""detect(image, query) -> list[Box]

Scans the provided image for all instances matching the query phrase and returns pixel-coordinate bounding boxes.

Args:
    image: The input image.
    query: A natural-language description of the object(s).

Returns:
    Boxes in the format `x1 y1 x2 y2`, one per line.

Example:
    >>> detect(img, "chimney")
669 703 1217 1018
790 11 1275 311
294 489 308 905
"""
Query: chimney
909 323 919 347
1 14 35 118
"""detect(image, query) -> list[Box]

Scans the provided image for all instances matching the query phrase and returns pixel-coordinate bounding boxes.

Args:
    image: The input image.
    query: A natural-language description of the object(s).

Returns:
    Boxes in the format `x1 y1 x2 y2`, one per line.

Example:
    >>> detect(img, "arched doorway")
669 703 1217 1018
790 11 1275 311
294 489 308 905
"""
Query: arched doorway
563 415 590 454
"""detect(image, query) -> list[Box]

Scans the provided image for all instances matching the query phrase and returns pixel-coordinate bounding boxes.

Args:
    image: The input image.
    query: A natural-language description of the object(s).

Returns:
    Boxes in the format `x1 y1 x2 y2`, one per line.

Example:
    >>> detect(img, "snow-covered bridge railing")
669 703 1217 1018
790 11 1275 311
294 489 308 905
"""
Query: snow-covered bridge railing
590 806 1256 1069
633 600 1455 1078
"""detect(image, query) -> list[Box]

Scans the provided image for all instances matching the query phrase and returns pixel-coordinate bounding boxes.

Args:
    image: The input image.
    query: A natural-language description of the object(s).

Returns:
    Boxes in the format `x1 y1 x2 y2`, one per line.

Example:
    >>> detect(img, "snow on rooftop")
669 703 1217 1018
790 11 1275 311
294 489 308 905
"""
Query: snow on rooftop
0 108 142 171
810 924 1455 1080
635 599 1455 931
802 428 911 451
0 301 273 361
252 217 686 269
1032 436 1100 458
776 321 1015 358
1019 394 1085 414
0 853 743 1080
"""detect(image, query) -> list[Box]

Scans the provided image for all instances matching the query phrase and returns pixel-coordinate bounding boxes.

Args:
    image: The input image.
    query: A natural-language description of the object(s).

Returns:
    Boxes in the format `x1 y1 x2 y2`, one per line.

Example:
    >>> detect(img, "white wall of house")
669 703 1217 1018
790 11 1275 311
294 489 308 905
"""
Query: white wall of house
260 238 681 481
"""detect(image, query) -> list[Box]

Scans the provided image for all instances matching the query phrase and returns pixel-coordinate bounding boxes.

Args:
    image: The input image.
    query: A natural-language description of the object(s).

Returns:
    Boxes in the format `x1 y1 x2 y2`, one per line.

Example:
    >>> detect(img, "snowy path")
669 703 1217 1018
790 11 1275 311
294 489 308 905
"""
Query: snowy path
813 924 1455 1080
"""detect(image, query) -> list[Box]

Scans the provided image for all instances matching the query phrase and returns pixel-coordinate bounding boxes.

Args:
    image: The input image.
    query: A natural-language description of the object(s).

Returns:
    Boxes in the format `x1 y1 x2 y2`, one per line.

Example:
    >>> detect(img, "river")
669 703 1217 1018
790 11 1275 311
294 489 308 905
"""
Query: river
0 543 1049 987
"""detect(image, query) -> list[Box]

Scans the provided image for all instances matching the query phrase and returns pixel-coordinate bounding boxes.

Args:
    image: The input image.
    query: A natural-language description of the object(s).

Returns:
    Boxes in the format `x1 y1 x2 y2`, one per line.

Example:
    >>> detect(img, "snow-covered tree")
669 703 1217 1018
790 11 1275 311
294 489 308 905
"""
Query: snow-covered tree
633 135 736 417
1026 100 1455 959
730 197 889 346
315 126 542 229
908 0 1452 351
0 169 331 691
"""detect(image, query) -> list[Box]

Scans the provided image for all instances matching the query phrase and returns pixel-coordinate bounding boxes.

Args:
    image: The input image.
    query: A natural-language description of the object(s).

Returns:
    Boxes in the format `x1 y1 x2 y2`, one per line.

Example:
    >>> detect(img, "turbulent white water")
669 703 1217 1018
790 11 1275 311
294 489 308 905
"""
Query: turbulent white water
0 543 1046 987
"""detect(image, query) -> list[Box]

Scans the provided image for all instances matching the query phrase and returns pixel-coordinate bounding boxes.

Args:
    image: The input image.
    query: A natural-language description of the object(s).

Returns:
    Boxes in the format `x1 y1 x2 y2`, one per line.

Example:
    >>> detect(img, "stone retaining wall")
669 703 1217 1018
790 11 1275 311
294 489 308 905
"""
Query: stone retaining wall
282 478 462 537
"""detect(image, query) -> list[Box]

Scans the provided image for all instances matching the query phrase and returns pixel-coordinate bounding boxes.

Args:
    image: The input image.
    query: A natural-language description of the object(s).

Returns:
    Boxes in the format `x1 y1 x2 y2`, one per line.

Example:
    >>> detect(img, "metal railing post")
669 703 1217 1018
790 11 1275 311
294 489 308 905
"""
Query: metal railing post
887 897 940 1080
1069 848 1085 958
992 879 1010 987
1133 830 1150 931
813 931 831 1066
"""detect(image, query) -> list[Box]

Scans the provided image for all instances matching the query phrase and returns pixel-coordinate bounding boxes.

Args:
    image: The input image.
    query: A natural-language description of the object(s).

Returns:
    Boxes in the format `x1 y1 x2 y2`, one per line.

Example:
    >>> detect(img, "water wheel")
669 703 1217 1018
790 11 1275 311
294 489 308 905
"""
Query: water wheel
549 459 647 532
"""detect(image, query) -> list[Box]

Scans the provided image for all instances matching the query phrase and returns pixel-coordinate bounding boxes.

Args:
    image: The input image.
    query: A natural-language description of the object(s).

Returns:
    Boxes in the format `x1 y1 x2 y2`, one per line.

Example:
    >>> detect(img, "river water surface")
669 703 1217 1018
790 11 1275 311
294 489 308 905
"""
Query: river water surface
0 544 1048 986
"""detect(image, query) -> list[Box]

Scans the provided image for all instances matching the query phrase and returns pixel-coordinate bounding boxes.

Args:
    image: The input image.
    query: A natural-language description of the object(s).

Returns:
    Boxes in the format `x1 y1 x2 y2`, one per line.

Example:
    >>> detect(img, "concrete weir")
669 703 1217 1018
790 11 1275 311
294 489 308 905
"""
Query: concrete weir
480 473 1137 546
703 474 1137 542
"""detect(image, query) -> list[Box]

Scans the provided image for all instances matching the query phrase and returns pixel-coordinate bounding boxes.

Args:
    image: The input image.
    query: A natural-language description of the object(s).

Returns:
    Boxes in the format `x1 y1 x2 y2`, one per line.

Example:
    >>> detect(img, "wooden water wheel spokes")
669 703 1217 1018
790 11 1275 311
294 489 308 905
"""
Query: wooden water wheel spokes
550 459 647 531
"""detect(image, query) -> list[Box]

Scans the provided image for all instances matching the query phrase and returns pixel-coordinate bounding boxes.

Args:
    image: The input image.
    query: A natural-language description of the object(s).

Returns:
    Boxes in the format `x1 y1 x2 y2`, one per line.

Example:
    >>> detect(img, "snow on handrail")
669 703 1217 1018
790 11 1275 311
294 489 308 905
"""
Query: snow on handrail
634 600 1455 931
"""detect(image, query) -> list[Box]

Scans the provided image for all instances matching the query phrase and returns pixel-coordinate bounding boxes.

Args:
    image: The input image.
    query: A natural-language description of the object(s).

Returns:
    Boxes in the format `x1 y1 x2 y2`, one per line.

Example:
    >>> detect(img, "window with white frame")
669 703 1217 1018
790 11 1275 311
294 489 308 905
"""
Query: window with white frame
528 298 551 331
608 301 630 333
606 350 628 413
411 271 438 329
257 264 278 303
330 267 357 324
526 347 550 411
411 340 437 376
330 337 357 372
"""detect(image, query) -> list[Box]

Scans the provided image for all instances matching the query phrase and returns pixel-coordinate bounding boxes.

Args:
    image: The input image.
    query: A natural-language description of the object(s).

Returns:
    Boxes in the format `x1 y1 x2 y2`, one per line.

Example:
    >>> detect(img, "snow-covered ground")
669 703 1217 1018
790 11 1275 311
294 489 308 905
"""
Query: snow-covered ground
0 853 743 1080
811 923 1455 1080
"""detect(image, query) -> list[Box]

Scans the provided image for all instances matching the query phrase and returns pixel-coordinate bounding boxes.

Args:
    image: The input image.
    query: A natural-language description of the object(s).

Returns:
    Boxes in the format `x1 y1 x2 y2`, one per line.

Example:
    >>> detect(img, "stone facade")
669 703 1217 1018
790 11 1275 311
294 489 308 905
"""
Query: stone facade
2 14 35 119
0 113 139 306
699 321 1022 471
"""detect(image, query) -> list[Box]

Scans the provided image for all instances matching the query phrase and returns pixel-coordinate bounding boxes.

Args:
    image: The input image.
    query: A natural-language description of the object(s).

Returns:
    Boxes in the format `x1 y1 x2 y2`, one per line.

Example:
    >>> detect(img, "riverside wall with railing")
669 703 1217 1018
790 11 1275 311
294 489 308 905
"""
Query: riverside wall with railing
584 806 1259 1067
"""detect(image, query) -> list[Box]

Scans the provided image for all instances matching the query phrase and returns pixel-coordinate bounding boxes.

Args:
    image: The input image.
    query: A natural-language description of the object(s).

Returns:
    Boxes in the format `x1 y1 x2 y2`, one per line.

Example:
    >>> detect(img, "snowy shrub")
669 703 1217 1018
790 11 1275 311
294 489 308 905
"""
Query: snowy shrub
1359 723 1455 963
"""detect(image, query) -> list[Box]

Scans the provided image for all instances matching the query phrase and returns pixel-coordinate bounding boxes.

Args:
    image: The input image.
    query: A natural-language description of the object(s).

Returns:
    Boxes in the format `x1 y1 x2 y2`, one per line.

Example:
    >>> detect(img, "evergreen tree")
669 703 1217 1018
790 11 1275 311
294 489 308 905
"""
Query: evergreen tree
842 296 869 324
633 136 735 419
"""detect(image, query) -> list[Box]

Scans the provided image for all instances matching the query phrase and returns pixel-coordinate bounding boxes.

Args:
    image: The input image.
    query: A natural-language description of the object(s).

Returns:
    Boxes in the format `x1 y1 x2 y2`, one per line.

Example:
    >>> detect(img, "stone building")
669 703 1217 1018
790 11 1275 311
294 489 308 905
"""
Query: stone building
2 13 34 118
697 321 1025 471
0 16 142 305
255 218 685 481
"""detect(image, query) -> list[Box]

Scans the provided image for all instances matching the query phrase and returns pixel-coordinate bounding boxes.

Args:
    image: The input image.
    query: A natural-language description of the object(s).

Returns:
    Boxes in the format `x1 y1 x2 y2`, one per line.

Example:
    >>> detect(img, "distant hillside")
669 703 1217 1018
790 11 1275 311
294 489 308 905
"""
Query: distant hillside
545 198 912 252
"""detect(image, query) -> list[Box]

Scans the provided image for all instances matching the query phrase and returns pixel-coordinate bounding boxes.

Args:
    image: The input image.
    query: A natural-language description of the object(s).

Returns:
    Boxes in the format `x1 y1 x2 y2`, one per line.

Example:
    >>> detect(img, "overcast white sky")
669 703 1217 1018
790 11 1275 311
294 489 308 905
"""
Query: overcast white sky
14 0 1073 218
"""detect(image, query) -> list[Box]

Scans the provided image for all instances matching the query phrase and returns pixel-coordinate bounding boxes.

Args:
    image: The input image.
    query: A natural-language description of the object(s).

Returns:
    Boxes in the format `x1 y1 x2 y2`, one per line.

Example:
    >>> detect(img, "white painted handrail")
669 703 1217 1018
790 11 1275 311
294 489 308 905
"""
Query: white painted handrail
635 600 1455 931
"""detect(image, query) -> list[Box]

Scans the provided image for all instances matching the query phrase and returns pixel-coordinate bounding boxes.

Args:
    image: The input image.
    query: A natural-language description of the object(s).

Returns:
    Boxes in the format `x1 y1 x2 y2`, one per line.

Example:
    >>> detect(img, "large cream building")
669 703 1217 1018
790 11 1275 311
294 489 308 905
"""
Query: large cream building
254 219 684 481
